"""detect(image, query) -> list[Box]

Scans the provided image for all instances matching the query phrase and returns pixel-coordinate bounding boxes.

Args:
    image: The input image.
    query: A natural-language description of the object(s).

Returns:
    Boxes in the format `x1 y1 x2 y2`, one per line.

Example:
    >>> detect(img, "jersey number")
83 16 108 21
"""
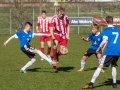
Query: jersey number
112 32 119 44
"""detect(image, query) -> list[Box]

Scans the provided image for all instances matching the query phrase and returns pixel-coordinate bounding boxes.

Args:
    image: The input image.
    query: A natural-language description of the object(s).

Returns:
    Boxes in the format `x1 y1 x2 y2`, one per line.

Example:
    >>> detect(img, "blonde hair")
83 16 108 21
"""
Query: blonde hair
91 24 99 30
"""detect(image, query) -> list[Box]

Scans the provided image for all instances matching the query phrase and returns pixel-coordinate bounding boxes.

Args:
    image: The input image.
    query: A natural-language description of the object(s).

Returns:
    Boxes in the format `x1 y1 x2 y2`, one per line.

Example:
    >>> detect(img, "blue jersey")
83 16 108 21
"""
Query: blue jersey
88 32 103 50
16 30 33 48
103 26 120 56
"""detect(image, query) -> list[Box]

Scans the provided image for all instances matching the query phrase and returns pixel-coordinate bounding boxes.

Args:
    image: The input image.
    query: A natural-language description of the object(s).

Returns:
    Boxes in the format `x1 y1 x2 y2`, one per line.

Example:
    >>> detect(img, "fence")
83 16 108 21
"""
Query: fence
0 2 120 34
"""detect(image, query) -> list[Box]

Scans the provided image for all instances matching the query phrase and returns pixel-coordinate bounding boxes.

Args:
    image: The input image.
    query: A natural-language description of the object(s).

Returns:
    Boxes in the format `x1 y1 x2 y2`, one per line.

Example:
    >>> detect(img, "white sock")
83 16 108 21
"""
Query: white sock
98 59 101 65
81 60 86 69
37 50 52 63
91 67 102 83
112 67 117 83
21 58 36 71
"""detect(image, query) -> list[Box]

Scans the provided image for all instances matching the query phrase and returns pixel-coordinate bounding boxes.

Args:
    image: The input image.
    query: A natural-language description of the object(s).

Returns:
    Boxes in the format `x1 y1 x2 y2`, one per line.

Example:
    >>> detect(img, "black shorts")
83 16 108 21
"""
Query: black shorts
21 45 35 58
100 55 119 67
84 48 101 57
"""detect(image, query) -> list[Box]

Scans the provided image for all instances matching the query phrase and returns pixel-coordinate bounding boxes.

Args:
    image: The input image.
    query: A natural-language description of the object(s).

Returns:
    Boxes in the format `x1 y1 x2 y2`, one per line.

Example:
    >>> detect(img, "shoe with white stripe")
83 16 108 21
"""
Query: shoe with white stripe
49 61 58 65
41 58 44 61
20 69 27 73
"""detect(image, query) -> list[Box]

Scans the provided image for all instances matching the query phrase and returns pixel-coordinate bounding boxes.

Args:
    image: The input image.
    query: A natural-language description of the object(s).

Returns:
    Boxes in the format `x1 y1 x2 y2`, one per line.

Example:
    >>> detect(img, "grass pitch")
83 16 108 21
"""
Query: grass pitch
0 34 120 90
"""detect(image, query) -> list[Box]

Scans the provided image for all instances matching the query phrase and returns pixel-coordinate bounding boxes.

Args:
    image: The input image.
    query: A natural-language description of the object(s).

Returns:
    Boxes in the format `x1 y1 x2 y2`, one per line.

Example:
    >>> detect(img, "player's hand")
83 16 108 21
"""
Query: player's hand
47 34 51 36
96 47 100 53
3 42 7 47
36 30 40 33
52 35 55 40
66 34 70 40
82 37 85 41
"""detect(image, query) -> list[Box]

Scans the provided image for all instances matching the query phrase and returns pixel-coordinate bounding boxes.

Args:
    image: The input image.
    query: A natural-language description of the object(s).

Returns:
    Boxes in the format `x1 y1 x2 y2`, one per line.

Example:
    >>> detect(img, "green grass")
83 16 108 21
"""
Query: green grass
0 34 120 90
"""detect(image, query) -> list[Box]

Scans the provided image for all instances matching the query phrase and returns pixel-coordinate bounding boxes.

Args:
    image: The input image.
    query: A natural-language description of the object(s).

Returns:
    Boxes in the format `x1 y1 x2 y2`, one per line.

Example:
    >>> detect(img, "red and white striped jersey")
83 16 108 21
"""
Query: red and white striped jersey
50 14 70 35
36 17 51 33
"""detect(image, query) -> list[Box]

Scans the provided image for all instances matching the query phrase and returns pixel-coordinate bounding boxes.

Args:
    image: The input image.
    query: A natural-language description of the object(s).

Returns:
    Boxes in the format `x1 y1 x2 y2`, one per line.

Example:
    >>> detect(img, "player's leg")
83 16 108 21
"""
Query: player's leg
59 35 68 55
52 40 59 61
112 66 117 88
82 65 104 89
96 53 105 73
82 55 106 89
52 34 61 70
57 38 67 61
46 36 51 59
47 41 51 59
59 45 64 55
82 55 116 89
20 45 36 73
22 45 56 65
40 36 45 60
34 48 57 65
20 58 36 73
40 42 44 53
52 34 60 62
111 56 119 88
52 40 59 69
55 43 66 61
77 56 88 72
96 53 102 64
78 49 92 72
59 39 67 53
40 42 45 60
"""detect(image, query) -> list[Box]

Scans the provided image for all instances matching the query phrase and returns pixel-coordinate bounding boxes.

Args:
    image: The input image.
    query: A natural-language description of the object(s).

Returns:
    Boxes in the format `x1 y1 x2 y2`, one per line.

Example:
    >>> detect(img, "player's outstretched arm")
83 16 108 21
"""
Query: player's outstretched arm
99 38 107 48
96 38 107 53
36 26 40 33
82 37 89 42
32 33 51 37
66 25 70 40
101 41 108 54
50 27 55 39
3 34 17 47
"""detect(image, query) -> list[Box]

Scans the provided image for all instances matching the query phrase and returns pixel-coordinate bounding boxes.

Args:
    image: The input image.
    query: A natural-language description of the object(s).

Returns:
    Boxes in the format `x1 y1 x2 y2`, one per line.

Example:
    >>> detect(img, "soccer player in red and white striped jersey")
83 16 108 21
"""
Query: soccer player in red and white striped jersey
36 11 51 60
60 7 70 40
50 7 70 70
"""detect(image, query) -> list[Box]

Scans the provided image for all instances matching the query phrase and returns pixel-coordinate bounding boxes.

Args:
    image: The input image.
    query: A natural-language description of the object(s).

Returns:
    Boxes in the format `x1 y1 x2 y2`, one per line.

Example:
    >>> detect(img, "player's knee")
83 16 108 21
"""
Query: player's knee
41 45 44 48
98 65 103 68
34 49 38 53
31 58 36 62
53 45 57 49
47 41 51 45
48 44 51 48
82 56 87 60
97 55 102 59
48 46 51 48
41 44 44 48
111 65 116 67
98 57 101 59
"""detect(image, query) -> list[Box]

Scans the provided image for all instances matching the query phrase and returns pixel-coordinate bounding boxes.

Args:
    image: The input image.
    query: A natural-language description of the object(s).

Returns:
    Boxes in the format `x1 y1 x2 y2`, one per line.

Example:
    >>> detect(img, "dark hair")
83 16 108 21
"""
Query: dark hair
59 6 65 11
92 24 99 30
25 22 32 26
57 8 62 13
42 10 46 14
106 16 113 24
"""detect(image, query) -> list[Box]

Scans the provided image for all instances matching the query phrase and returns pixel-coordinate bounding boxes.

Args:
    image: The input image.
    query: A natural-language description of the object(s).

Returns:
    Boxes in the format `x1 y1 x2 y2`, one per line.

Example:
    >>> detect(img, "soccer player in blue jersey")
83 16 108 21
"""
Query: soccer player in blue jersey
3 22 56 73
82 16 120 89
77 24 105 73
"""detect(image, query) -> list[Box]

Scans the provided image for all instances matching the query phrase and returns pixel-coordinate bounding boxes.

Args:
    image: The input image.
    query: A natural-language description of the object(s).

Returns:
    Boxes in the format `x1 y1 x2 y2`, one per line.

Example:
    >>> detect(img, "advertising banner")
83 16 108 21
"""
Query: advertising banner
93 16 120 26
69 17 93 26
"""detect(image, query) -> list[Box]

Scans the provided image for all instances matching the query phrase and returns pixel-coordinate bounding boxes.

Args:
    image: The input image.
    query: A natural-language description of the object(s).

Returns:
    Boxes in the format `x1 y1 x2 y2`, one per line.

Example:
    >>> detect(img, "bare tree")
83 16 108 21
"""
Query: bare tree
12 0 33 30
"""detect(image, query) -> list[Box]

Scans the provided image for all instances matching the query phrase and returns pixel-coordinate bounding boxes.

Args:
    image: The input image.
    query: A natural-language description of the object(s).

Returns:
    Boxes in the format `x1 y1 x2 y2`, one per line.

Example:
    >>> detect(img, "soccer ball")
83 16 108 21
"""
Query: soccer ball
60 47 68 54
